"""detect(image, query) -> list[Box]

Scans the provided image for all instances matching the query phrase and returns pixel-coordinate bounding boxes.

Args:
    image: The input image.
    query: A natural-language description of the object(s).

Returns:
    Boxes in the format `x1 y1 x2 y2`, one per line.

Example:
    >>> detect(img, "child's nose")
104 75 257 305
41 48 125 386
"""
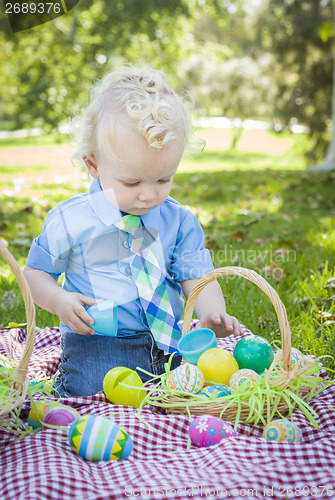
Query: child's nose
138 188 156 203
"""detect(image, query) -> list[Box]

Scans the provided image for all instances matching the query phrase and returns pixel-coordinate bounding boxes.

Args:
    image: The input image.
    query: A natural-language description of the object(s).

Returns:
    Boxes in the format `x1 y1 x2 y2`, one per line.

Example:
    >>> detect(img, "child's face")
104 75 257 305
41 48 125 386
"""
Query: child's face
86 124 184 216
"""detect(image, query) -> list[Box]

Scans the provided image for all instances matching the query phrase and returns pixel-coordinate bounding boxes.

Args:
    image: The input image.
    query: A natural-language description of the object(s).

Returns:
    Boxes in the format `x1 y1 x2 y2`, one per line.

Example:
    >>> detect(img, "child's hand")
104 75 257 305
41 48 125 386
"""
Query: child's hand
196 312 243 338
55 292 102 335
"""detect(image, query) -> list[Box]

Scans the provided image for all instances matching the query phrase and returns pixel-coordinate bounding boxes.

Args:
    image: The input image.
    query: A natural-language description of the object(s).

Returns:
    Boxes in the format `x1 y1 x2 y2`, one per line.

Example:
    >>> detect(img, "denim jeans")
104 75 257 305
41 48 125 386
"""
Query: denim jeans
53 331 182 398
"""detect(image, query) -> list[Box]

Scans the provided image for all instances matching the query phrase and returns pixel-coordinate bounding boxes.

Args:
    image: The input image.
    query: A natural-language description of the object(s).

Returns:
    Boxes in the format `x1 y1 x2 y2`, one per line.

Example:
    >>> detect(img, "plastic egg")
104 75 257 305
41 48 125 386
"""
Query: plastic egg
198 384 231 399
229 369 260 391
166 363 204 394
189 415 237 447
233 335 274 373
177 328 217 365
86 299 117 337
68 414 133 461
103 367 146 408
28 401 62 429
197 348 239 386
43 407 80 427
263 419 302 443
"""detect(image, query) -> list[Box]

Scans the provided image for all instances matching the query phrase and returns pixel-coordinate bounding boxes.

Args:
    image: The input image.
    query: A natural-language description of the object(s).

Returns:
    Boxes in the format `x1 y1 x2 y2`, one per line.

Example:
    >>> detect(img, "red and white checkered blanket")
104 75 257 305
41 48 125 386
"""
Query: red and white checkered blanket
1 326 335 500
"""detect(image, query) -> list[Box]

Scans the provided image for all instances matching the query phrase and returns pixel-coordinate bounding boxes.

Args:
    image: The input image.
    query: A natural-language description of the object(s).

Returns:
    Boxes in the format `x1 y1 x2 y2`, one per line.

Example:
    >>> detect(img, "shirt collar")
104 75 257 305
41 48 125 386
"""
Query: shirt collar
88 178 122 226
88 178 161 235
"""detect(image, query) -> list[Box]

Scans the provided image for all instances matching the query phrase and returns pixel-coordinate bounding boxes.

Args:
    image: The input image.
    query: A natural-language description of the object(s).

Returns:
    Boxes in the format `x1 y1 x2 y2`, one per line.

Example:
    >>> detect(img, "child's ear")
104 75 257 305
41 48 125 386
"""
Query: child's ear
83 154 99 178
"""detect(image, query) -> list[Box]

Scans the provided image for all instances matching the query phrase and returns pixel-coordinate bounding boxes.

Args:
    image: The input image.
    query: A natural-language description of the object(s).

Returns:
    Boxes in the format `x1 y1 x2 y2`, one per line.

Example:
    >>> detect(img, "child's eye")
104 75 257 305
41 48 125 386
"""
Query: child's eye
158 178 172 184
123 181 140 187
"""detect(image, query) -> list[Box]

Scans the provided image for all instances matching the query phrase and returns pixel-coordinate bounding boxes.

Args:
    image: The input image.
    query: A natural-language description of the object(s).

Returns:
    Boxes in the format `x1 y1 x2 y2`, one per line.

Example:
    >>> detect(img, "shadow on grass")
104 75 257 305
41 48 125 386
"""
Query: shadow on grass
173 168 335 214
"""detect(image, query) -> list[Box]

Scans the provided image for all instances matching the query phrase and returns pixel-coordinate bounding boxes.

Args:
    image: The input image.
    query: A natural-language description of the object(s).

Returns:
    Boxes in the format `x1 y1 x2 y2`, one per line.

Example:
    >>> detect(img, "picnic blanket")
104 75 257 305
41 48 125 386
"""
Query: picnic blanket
1 326 335 500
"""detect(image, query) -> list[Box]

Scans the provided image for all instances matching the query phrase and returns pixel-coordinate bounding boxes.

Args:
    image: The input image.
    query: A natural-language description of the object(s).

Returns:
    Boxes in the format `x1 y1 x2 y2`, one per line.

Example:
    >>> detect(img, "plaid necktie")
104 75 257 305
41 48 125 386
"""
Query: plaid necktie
115 214 181 353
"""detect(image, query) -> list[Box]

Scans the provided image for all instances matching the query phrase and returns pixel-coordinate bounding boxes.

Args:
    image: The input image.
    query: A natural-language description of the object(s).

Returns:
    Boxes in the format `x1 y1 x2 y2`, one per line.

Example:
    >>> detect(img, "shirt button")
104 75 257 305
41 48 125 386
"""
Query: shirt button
125 266 132 276
123 240 130 249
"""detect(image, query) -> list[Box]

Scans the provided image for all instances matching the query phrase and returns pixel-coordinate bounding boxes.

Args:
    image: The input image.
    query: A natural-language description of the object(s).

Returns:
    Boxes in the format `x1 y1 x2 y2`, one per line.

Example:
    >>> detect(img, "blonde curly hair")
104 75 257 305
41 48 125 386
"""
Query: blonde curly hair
72 65 197 166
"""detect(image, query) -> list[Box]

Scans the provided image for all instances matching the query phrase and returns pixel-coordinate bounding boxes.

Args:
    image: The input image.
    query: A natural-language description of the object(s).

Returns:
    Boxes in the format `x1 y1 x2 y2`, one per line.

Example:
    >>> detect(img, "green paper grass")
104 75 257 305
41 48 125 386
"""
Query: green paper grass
0 354 57 437
136 355 335 429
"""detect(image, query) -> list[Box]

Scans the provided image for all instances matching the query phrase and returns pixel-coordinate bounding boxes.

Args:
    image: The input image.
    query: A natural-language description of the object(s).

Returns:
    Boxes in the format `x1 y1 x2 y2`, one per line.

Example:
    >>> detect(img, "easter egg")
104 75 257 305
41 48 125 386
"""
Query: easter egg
189 415 237 447
313 380 326 395
44 407 80 427
166 363 204 394
68 414 133 461
198 384 231 399
275 347 304 369
233 335 274 373
28 401 62 429
103 367 146 408
197 348 239 386
263 419 302 443
229 369 260 391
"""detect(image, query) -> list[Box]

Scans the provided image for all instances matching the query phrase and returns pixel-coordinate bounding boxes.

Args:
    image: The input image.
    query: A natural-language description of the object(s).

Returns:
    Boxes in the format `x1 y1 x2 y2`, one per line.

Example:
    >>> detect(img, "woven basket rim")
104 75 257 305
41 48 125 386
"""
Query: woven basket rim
0 238 36 418
157 266 316 421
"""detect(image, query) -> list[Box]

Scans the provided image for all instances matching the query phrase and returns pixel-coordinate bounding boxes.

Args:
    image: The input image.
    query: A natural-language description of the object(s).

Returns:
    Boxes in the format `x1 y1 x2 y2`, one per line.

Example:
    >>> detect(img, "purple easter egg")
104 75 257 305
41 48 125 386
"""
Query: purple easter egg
189 415 237 448
43 407 80 426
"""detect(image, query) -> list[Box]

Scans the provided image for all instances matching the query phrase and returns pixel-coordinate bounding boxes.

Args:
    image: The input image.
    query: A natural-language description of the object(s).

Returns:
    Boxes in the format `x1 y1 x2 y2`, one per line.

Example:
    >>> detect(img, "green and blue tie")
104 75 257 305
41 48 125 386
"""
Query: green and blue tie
115 214 181 353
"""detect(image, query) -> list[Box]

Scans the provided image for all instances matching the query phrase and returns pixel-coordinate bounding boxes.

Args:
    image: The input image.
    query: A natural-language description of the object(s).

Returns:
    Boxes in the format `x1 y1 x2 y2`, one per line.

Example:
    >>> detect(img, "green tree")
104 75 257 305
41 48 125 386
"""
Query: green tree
178 7 277 148
309 0 335 171
256 0 334 165
0 0 195 130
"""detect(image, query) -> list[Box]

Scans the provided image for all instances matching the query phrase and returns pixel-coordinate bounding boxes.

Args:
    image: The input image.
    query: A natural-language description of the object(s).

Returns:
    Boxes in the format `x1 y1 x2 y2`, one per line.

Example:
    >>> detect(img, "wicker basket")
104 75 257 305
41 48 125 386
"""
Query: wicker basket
157 266 315 421
0 239 36 423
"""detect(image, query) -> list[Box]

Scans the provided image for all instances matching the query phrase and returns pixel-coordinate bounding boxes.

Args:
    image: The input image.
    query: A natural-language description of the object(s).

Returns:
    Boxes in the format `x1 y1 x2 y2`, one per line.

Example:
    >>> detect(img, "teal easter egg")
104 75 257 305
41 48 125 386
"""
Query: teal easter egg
198 384 231 399
68 414 133 461
234 335 274 373
263 419 302 443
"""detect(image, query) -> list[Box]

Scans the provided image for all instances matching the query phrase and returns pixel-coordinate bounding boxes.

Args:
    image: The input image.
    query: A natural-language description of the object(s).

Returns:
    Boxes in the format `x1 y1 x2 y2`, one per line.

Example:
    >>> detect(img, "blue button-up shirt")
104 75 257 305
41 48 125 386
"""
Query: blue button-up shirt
26 178 214 336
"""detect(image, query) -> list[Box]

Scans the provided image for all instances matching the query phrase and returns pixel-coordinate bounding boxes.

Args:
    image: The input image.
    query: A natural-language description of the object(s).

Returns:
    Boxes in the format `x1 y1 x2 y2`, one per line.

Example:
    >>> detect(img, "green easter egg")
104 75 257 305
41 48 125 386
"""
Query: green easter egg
233 335 274 374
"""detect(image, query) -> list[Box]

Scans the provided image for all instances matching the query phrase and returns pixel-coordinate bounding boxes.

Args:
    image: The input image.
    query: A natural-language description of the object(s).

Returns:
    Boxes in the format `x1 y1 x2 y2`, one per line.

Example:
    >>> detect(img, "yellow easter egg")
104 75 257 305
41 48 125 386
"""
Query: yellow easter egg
103 367 146 408
197 348 239 386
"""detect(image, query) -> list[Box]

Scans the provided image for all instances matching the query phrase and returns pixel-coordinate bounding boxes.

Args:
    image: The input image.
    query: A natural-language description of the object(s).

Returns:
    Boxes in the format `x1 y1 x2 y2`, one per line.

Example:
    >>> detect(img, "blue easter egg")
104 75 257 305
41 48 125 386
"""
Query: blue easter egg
68 414 133 461
198 384 231 398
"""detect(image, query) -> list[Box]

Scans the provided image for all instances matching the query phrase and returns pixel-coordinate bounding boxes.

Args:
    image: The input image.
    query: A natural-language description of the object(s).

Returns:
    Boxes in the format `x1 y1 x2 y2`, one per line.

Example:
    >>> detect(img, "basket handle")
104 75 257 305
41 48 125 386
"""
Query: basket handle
0 239 36 389
182 266 292 372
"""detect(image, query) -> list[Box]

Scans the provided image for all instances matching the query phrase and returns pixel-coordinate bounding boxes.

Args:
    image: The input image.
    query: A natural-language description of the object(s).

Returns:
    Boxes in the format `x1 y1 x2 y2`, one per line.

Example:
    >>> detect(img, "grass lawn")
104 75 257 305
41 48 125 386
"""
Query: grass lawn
0 136 335 369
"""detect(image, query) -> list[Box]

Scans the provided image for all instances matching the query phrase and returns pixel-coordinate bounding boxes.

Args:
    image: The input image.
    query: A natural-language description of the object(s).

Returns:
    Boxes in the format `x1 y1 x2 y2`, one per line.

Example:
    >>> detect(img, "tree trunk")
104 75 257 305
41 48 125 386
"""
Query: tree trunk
308 0 335 172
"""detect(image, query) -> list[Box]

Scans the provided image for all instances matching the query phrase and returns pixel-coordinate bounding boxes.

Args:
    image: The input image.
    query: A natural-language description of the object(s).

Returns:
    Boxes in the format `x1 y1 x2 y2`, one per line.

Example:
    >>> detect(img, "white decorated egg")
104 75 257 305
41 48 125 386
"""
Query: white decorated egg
229 369 260 391
263 419 302 443
276 348 304 368
166 363 204 394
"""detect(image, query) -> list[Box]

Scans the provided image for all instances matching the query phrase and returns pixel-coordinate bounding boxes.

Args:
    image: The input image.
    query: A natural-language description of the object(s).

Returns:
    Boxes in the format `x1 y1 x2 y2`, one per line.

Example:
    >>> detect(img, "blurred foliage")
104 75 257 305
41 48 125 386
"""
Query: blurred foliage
0 0 192 129
179 0 334 163
0 0 334 164
0 0 230 130
256 0 334 163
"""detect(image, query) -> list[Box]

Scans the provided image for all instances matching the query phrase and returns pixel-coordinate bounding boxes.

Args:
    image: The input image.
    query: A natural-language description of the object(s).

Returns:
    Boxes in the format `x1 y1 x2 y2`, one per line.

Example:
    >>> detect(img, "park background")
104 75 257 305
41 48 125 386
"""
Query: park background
0 0 334 367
